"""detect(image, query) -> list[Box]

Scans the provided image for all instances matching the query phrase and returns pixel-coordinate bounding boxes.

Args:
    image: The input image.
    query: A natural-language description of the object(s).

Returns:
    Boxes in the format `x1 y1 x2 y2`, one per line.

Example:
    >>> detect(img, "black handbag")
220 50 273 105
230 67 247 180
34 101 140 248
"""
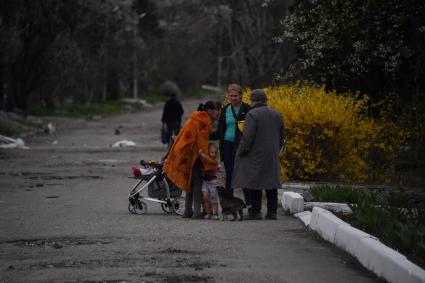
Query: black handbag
160 127 170 144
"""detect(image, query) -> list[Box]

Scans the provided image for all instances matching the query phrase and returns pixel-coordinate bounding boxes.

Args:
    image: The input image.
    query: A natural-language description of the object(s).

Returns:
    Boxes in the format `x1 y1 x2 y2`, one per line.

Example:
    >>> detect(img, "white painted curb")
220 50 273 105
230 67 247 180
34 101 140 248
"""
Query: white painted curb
334 223 377 256
281 191 304 213
307 206 425 283
358 237 425 283
294 211 311 226
310 207 349 242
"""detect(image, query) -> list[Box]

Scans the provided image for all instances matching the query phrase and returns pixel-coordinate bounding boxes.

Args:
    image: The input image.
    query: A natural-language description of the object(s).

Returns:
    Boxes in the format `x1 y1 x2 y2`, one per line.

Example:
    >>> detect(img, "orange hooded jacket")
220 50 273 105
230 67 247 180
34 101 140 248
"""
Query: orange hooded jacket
164 111 218 192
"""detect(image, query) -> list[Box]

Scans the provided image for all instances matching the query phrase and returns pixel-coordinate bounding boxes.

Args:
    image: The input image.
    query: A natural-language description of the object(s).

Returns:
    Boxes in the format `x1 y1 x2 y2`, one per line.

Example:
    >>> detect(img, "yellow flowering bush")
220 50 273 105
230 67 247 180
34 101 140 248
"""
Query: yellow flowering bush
242 84 408 183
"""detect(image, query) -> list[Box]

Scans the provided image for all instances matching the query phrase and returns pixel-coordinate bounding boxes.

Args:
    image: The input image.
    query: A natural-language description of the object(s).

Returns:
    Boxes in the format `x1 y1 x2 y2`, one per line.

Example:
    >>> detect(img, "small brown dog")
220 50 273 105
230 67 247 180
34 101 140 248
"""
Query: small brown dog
216 186 246 221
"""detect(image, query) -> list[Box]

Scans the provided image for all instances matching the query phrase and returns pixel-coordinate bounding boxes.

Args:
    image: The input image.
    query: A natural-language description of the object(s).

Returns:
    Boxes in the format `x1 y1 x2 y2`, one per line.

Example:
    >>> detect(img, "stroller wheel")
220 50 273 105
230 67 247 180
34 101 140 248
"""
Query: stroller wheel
128 202 136 214
161 200 174 214
172 197 185 216
128 198 147 215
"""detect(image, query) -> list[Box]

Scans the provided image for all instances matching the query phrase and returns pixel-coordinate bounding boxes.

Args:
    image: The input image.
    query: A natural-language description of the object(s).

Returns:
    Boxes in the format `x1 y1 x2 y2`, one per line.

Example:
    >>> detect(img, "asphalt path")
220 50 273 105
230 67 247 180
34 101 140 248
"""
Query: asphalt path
0 96 381 282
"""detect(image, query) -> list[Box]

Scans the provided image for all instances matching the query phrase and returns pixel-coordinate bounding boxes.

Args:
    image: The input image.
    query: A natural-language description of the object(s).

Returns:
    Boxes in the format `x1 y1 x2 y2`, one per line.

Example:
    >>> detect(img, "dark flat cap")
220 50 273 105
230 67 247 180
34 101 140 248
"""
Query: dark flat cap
250 89 267 101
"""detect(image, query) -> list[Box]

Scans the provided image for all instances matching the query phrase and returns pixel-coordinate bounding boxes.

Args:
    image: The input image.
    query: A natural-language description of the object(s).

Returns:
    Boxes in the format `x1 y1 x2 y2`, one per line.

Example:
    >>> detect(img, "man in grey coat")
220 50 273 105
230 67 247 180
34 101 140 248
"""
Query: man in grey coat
232 89 285 220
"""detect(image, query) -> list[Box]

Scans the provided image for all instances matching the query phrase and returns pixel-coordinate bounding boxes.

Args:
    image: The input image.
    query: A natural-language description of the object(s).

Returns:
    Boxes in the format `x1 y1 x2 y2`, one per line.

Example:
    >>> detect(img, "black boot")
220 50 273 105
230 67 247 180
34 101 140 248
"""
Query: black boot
182 211 193 218
265 189 278 219
247 209 262 220
265 211 277 220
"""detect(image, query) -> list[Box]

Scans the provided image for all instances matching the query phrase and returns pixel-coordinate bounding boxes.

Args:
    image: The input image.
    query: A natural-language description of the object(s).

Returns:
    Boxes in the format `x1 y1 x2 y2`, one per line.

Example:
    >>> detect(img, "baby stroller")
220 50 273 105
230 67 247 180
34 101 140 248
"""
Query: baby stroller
128 160 185 215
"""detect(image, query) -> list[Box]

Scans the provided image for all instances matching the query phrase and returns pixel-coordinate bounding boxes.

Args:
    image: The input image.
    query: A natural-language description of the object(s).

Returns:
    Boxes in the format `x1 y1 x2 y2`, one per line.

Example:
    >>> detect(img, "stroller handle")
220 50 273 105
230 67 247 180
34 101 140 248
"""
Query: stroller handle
140 159 163 170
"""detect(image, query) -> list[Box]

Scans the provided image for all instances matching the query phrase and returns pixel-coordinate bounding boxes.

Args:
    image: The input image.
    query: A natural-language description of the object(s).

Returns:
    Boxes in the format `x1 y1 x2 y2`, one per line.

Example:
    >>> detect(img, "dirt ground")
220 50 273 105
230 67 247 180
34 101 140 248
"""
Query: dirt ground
0 97 381 282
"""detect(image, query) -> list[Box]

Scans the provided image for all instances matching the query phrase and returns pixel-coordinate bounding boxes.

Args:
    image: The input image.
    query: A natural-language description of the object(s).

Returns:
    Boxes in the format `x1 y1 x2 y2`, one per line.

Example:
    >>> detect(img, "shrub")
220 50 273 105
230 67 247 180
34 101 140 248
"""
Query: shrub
243 84 408 183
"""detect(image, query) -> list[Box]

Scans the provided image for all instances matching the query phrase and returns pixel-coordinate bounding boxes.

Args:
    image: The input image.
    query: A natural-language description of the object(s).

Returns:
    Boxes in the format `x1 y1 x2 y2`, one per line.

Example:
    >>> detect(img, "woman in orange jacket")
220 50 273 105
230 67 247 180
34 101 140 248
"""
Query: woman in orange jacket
164 100 221 219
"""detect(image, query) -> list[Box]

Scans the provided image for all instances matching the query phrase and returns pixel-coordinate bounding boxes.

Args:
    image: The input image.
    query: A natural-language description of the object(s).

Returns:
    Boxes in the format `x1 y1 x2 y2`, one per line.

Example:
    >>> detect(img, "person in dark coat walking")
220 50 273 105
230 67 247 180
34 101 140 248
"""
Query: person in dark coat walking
161 93 184 143
210 84 251 206
232 89 285 220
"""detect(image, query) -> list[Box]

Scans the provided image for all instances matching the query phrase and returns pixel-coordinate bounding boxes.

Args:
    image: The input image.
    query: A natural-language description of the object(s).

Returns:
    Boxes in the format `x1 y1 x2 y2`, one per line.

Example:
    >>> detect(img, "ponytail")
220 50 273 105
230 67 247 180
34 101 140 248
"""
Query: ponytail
198 101 221 112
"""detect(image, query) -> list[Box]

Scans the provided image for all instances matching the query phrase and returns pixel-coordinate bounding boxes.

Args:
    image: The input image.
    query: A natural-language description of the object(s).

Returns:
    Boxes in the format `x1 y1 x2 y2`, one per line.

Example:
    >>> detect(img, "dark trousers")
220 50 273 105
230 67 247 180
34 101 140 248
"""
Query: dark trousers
242 188 251 207
250 189 277 213
166 121 181 137
184 159 203 216
222 140 251 205
222 140 235 196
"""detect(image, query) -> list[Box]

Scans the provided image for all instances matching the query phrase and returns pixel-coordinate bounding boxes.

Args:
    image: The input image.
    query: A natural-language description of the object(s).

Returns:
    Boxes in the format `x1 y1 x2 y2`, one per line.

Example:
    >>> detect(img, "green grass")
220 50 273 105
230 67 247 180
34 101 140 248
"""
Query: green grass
309 185 369 204
29 101 128 118
28 107 56 117
143 88 207 104
144 90 167 104
0 120 24 136
28 89 209 118
184 89 209 98
11 117 43 129
0 116 42 136
66 102 127 117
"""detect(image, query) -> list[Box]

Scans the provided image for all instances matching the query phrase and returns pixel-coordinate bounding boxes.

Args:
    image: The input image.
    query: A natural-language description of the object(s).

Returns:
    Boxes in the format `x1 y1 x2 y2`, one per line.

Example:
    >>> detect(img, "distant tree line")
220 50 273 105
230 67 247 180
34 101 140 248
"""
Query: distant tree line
2 0 422 122
0 0 293 114
1 0 134 113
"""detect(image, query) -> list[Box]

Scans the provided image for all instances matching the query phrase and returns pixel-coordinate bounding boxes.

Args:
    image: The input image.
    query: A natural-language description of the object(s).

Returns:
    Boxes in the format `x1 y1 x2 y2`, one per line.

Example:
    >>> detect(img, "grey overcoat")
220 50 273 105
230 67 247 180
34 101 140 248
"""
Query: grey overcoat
231 103 285 190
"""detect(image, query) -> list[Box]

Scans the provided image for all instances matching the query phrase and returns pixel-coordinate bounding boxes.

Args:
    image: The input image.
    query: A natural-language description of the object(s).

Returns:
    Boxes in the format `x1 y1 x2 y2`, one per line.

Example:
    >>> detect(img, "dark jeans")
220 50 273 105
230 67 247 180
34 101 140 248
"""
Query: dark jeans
166 121 181 137
222 140 235 196
184 159 203 216
250 189 277 213
222 140 251 205
242 189 252 207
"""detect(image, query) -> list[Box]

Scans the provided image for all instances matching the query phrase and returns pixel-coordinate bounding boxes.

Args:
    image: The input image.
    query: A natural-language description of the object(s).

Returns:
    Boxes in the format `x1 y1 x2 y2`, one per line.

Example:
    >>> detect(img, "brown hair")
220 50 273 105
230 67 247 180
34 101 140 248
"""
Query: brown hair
197 100 222 111
227 83 242 95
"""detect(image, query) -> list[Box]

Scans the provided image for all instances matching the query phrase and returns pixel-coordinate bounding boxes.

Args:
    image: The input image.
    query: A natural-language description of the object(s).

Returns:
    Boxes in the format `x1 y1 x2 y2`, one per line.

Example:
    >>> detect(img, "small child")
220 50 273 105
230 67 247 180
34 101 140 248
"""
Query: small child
199 143 220 220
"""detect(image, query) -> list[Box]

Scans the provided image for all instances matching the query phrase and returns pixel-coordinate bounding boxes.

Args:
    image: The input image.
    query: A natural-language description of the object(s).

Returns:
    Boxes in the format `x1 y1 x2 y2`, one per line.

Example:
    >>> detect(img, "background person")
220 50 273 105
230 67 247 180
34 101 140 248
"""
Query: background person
232 89 285 220
161 93 184 144
164 101 221 219
210 83 251 207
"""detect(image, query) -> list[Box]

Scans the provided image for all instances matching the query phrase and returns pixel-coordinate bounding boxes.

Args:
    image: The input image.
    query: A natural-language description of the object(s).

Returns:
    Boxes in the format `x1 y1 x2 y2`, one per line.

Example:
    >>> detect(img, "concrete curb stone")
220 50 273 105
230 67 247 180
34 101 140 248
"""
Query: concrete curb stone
281 191 304 213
